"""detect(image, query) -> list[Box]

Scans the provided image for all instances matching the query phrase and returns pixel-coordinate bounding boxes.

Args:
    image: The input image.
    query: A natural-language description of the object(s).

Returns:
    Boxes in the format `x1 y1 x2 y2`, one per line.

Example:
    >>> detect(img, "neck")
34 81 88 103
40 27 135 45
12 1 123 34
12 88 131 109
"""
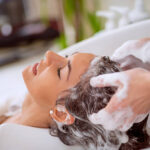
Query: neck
5 94 53 128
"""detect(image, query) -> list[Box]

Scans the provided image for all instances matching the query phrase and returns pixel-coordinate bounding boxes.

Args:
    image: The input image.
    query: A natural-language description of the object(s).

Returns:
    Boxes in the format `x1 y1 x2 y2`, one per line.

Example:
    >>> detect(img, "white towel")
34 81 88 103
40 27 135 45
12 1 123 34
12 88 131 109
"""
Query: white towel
0 90 25 117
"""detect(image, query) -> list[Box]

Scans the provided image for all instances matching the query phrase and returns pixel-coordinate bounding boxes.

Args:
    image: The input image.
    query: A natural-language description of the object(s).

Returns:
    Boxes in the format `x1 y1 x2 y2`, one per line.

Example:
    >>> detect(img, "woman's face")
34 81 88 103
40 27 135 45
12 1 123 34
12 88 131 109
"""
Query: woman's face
23 51 95 109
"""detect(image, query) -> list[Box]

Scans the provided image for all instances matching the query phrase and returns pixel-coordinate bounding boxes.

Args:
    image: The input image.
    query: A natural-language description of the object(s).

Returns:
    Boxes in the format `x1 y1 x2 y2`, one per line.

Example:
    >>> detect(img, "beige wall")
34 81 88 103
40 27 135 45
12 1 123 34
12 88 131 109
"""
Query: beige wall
24 0 101 22
100 0 150 13
24 0 41 21
24 0 59 22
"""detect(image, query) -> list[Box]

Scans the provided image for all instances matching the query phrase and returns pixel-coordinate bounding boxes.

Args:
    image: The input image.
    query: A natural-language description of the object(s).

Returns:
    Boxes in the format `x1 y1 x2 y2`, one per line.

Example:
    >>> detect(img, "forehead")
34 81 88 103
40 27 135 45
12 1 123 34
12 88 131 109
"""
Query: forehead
68 53 96 71
68 53 95 76
68 52 95 61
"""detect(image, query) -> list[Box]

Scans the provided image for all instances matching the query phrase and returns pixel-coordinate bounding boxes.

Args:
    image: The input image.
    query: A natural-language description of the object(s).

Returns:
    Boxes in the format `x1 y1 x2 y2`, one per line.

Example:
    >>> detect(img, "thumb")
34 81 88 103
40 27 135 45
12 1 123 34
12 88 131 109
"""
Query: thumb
90 72 125 88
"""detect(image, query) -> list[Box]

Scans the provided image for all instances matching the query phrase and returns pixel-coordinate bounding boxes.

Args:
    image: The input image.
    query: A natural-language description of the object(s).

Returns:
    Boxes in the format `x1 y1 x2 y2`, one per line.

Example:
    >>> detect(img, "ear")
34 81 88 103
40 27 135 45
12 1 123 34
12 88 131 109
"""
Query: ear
50 105 75 125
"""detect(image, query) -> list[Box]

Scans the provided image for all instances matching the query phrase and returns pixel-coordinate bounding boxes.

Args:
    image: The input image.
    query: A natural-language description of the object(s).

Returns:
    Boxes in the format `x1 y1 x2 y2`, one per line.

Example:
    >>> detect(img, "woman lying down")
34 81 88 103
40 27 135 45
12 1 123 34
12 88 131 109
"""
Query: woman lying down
1 39 150 150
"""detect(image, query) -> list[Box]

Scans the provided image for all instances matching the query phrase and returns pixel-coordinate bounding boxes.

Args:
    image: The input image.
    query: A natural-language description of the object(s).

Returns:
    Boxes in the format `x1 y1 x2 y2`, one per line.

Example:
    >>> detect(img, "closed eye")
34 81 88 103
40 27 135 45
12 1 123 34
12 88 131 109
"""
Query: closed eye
57 67 61 79
67 60 71 80
57 60 72 80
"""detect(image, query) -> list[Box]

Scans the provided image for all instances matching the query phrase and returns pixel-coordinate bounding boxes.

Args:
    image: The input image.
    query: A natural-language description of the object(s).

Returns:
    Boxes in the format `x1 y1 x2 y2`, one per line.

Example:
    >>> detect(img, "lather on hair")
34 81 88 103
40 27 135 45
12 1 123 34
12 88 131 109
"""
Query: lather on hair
50 56 150 150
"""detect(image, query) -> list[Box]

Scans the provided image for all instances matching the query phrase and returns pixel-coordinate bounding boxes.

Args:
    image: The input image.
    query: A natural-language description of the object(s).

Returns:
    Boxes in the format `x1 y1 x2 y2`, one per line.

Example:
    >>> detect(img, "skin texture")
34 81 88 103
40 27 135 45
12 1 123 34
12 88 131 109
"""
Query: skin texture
23 51 95 109
90 38 150 131
5 51 95 128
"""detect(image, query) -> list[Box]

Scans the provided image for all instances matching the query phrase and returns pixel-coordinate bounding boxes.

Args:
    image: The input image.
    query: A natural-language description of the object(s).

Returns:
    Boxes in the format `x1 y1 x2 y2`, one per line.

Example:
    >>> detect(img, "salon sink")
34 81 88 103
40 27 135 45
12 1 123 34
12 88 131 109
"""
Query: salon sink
0 20 150 150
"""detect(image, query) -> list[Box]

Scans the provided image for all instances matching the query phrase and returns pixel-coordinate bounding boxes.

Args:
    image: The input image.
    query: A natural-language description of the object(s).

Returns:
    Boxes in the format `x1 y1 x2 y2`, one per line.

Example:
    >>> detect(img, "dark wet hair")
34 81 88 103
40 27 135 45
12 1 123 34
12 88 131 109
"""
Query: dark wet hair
50 56 150 150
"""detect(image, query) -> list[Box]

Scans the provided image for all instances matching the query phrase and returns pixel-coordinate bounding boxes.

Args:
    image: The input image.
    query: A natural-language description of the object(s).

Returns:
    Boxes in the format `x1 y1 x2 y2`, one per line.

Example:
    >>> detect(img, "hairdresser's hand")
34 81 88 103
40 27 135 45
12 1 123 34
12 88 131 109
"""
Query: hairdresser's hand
89 68 150 132
117 55 150 71
111 38 150 63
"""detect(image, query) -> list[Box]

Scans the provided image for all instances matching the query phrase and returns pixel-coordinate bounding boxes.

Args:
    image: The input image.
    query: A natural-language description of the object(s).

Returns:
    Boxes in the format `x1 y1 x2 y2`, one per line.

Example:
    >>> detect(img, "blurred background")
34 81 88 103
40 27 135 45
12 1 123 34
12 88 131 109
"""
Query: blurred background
0 0 150 67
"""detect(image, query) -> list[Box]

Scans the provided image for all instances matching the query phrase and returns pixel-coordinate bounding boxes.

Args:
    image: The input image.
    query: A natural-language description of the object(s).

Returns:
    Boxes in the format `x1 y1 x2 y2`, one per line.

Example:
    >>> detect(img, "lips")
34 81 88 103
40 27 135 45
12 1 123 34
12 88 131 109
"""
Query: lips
32 63 39 75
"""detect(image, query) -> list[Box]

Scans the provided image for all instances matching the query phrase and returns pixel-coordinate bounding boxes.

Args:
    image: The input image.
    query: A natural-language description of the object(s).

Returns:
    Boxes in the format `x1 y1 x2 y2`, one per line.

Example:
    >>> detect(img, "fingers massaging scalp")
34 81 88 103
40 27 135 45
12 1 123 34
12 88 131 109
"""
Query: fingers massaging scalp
49 56 150 150
89 70 148 132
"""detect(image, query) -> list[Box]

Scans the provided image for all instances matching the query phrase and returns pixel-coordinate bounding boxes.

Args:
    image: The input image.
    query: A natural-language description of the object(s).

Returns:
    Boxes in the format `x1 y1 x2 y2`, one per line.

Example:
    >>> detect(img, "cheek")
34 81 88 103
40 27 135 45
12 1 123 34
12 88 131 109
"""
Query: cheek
27 73 65 107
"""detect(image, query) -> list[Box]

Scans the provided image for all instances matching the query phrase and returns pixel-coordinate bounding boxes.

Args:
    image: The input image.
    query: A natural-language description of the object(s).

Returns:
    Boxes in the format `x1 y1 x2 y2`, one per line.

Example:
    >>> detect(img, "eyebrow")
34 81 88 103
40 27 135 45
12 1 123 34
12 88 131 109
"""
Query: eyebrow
67 60 71 80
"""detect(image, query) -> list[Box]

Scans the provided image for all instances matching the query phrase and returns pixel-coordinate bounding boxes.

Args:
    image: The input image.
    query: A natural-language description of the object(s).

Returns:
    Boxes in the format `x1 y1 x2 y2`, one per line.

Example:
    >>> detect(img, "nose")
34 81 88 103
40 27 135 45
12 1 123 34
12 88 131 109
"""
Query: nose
45 51 67 67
